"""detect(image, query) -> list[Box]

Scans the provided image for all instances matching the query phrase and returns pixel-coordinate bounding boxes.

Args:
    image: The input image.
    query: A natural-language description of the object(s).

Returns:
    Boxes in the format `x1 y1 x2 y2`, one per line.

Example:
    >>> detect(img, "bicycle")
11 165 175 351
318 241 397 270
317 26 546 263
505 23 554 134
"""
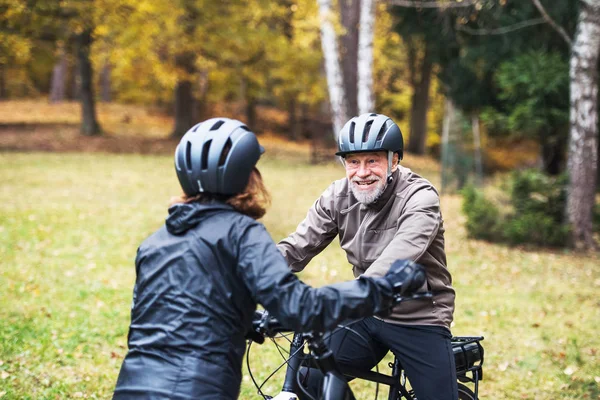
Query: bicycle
247 302 484 400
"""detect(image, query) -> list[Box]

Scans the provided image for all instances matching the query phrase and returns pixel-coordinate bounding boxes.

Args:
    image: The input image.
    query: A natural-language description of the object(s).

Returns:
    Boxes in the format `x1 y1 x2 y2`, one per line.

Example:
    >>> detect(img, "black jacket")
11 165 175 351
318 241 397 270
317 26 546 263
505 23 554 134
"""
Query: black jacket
113 201 391 399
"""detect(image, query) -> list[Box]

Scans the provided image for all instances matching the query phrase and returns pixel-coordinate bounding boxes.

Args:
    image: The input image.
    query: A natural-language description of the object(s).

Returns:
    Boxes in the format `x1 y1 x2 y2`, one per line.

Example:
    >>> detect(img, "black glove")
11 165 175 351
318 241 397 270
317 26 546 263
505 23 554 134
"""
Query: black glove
245 310 267 344
383 259 426 297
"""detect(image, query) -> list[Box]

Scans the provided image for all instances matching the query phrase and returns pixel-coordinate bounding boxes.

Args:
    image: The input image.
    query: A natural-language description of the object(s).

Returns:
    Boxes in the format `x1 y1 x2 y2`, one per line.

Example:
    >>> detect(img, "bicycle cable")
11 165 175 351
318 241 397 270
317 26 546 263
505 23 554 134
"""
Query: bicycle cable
248 332 311 398
246 340 270 399
248 318 386 400
293 319 383 400
257 339 308 394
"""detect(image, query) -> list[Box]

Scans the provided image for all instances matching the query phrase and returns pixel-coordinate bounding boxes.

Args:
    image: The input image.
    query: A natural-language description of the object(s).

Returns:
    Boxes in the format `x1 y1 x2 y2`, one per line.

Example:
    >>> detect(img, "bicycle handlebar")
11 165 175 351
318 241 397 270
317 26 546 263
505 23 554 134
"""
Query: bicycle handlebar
250 310 288 340
248 290 434 344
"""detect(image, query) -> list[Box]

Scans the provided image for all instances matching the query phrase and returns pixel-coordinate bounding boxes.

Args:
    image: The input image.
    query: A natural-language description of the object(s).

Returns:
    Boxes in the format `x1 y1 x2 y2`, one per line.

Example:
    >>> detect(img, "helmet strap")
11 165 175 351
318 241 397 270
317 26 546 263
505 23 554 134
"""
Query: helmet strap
386 151 394 184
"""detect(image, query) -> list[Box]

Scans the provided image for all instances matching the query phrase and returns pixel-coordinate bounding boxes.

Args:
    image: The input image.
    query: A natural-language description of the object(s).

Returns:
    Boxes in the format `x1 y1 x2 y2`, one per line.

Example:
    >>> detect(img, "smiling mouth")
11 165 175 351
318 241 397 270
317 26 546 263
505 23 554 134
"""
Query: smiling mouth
354 180 377 188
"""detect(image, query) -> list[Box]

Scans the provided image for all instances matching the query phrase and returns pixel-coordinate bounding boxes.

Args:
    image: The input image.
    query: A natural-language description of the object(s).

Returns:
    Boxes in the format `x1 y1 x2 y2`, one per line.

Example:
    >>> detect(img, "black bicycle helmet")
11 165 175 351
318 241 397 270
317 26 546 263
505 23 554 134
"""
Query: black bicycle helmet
336 113 404 160
174 117 264 196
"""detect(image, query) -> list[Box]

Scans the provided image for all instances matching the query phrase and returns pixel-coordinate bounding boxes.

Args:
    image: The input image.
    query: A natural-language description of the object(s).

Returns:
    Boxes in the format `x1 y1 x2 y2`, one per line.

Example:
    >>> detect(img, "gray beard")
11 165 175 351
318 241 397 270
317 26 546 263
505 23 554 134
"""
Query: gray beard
350 179 386 204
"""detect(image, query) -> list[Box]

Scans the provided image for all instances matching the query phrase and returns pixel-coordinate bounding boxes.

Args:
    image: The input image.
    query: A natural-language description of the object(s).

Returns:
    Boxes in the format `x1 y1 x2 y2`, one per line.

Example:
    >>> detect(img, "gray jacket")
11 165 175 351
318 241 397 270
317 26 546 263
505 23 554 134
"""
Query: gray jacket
277 166 455 328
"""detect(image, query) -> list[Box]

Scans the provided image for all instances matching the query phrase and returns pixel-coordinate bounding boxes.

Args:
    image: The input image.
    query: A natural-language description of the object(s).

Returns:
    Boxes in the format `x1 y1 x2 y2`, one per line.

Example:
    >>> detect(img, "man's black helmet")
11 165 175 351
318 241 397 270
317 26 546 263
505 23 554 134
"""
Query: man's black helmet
174 118 264 196
336 113 403 160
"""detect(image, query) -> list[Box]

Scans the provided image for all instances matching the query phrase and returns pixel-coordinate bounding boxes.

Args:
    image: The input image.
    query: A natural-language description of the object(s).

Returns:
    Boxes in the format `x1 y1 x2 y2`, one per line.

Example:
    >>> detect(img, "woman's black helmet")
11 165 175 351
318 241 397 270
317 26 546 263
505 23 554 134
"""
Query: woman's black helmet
175 118 264 196
335 113 403 160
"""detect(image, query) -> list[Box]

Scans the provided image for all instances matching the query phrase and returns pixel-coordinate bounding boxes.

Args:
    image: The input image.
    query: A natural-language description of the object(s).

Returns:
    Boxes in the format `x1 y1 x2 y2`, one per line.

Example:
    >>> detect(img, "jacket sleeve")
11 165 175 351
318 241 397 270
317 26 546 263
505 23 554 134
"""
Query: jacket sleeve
276 184 339 272
363 187 442 278
238 222 393 333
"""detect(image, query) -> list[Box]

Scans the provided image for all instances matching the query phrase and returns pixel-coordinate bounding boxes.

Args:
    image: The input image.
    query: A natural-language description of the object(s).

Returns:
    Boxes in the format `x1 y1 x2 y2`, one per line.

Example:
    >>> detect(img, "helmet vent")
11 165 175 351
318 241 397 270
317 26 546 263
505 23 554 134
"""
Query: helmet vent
185 141 193 171
375 124 386 142
210 120 225 131
218 138 232 166
201 140 211 170
349 122 356 144
363 120 373 143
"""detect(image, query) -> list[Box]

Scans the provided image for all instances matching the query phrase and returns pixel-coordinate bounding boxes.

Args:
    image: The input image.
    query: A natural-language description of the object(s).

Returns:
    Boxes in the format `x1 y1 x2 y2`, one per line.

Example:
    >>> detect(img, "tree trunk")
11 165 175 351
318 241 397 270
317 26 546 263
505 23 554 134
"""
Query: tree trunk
288 97 301 141
471 113 483 185
340 0 360 117
566 0 600 249
197 69 209 121
171 53 196 138
441 97 455 194
0 64 6 100
172 79 195 138
246 97 257 132
407 41 433 155
171 0 199 138
49 47 68 103
540 131 566 175
71 59 81 100
75 29 101 136
358 0 376 115
100 62 112 102
318 0 348 141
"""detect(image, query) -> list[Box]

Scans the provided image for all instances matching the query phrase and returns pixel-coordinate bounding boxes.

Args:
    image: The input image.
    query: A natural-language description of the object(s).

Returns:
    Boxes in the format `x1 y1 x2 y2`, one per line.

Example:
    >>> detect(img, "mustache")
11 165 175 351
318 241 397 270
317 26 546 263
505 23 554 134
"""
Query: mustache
351 175 382 183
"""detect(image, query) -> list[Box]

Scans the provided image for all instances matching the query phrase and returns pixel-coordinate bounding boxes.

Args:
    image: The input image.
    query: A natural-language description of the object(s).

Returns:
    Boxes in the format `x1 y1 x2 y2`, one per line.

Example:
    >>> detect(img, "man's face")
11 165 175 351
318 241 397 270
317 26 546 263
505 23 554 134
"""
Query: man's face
344 151 395 204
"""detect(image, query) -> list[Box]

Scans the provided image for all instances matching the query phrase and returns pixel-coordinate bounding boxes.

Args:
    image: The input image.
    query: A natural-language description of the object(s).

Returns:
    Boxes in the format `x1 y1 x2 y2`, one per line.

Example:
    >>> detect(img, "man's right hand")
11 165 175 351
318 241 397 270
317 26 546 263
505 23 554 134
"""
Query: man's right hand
383 259 426 297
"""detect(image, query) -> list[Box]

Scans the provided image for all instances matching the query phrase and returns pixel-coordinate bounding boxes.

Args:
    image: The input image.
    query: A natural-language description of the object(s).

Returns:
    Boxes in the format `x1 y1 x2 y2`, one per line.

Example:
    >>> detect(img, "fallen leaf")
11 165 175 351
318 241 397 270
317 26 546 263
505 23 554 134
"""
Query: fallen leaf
564 365 577 376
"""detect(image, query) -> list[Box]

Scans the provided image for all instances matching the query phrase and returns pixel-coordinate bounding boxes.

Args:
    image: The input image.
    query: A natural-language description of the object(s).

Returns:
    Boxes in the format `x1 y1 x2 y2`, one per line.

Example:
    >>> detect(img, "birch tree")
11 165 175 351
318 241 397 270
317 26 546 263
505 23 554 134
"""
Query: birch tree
358 0 376 114
49 44 68 103
340 0 360 117
566 0 600 249
318 0 348 140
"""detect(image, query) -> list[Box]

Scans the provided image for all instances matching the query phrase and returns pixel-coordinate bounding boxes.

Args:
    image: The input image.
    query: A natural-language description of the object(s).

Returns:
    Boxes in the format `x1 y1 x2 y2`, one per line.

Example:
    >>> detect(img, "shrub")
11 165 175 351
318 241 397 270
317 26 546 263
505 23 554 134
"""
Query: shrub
461 169 573 248
461 185 502 242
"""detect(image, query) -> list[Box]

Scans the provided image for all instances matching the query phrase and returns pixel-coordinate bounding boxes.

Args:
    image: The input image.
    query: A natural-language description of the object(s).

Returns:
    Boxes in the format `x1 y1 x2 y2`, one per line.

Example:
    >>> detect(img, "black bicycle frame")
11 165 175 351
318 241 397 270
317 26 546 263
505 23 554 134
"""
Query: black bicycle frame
281 332 406 400
279 332 484 400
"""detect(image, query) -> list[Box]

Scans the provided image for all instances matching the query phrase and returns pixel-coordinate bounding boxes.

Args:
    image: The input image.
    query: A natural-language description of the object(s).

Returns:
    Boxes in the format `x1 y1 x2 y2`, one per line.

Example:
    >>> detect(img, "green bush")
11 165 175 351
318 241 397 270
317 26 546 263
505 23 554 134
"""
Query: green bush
461 185 502 241
502 212 569 247
510 169 567 220
462 169 573 247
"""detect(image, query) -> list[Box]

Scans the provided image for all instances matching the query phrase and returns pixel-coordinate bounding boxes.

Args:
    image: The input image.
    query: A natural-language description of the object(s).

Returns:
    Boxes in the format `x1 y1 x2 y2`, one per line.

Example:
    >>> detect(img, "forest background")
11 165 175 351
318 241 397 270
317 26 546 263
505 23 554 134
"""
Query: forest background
1 0 599 399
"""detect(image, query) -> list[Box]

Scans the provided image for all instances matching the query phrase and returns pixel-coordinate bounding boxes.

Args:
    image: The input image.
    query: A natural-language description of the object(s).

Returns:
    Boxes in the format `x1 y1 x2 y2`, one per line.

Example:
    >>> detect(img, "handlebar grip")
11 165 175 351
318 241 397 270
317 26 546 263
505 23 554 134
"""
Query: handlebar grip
250 310 287 338
245 329 265 344
387 260 427 296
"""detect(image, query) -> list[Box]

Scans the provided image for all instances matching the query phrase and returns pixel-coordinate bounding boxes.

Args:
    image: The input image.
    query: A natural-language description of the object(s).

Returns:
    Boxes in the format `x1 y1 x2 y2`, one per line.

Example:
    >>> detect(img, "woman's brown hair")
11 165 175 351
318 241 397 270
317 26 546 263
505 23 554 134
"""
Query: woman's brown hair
169 168 271 220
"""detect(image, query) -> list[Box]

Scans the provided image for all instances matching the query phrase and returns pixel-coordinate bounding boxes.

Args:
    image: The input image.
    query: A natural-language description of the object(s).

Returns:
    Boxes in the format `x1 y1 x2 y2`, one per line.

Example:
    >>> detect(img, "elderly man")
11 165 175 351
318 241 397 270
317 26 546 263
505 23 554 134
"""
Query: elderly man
277 113 457 400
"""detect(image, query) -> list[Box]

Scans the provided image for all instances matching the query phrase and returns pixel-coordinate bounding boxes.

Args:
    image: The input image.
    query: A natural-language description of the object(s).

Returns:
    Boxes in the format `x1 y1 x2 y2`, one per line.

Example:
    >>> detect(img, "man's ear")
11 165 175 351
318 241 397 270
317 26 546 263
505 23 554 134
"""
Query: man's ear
391 152 400 171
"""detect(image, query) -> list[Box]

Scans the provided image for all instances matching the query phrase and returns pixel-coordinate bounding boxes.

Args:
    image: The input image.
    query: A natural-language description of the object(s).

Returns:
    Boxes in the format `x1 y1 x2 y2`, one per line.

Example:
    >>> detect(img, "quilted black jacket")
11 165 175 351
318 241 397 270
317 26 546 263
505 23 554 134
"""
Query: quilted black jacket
112 201 391 399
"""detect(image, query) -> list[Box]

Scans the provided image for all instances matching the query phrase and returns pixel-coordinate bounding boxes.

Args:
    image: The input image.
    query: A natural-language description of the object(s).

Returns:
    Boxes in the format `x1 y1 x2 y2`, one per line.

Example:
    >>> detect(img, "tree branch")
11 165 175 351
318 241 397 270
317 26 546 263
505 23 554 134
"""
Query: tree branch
387 0 478 8
531 0 573 47
455 17 546 35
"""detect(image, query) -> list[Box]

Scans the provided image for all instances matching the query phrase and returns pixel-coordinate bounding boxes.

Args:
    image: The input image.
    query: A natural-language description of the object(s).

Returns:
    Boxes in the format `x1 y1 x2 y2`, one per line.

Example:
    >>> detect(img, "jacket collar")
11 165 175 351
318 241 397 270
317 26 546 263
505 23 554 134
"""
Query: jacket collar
367 168 401 211
166 200 233 235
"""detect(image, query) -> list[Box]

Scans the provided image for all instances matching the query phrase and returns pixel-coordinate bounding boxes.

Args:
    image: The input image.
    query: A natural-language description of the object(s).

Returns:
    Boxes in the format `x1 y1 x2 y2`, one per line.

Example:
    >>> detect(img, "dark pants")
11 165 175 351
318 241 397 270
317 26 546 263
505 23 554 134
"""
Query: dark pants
300 317 458 400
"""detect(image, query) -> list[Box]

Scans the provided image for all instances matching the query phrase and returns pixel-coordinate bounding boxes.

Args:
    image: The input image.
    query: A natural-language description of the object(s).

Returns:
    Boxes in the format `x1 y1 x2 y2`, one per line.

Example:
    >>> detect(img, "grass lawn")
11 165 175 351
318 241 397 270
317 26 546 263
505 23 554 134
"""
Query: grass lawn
0 105 598 399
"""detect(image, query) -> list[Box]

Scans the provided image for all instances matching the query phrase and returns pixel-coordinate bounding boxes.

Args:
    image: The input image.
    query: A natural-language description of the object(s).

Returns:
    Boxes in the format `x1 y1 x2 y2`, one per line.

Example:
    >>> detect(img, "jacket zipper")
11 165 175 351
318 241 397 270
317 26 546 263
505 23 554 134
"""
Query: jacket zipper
357 208 376 266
